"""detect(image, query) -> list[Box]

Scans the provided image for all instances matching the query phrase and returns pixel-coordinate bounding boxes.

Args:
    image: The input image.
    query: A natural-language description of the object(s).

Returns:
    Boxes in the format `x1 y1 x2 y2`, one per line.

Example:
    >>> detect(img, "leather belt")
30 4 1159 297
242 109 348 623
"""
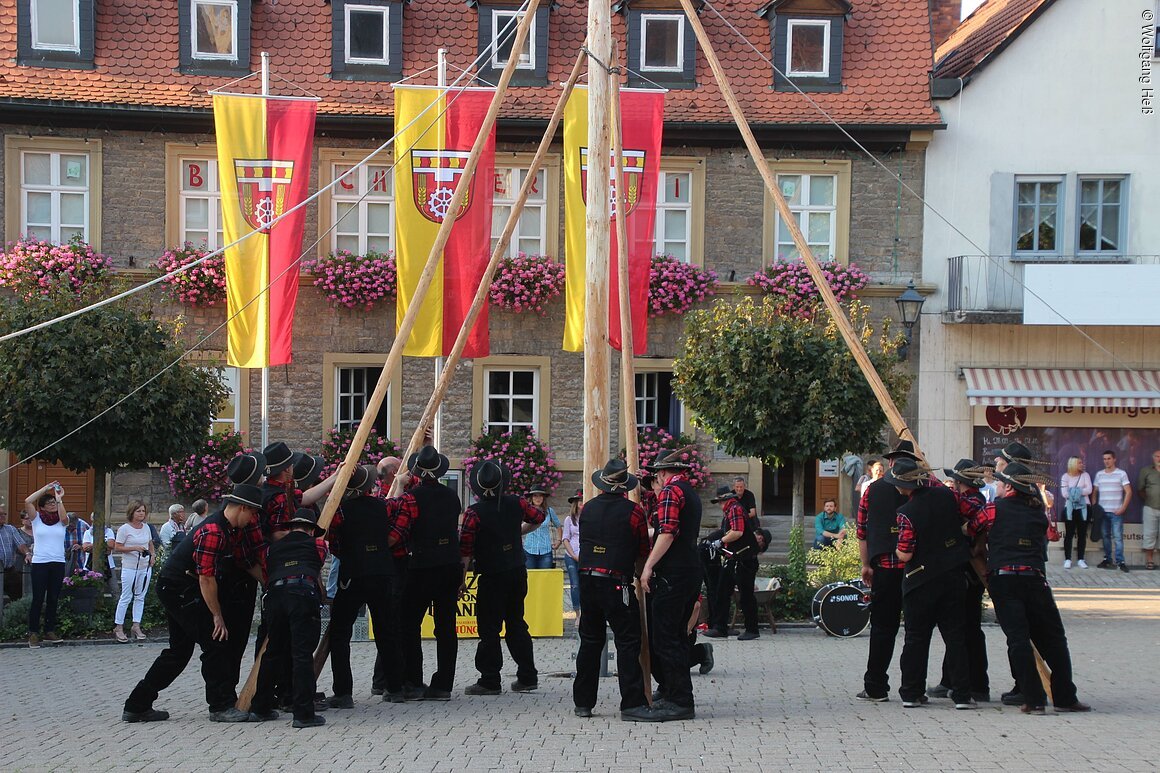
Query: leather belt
579 569 631 584
994 569 1043 577
270 577 317 589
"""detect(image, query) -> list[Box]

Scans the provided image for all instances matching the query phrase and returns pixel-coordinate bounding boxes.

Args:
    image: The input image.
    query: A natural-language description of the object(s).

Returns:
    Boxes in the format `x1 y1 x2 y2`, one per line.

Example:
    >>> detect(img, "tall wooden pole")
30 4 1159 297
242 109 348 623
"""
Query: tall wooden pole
390 48 588 495
583 0 613 501
678 0 922 462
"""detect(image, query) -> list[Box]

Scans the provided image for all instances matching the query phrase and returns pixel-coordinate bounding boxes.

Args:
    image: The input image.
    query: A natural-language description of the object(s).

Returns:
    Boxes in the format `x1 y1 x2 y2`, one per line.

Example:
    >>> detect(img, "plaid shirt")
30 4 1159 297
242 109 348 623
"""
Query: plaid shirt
0 524 27 570
459 497 545 559
720 498 746 534
954 487 987 523
580 498 650 581
896 513 917 556
260 483 299 538
191 518 256 578
385 493 418 559
655 474 690 538
856 485 904 569
63 517 91 556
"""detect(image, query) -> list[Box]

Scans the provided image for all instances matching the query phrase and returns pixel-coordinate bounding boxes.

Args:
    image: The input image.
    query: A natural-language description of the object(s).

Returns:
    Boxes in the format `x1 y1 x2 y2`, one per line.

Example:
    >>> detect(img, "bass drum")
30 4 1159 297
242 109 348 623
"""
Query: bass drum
812 580 871 638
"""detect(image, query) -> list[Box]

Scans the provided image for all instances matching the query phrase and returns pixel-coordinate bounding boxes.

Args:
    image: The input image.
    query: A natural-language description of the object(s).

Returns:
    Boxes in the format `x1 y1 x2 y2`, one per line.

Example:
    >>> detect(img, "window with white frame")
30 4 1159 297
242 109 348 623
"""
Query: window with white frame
211 366 242 434
332 162 395 255
345 4 390 65
640 14 683 72
491 166 547 256
21 150 89 243
491 9 534 70
786 19 829 77
31 0 80 51
655 170 692 261
335 366 391 436
1077 177 1125 254
179 158 225 250
484 368 538 435
773 173 835 261
192 0 238 60
635 371 682 437
1014 178 1062 254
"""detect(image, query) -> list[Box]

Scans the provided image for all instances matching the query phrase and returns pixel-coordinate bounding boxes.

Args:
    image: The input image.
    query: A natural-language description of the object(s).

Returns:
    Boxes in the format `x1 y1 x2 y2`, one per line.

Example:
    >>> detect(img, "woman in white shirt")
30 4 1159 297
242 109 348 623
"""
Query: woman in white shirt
113 501 155 642
1059 456 1093 569
23 482 70 648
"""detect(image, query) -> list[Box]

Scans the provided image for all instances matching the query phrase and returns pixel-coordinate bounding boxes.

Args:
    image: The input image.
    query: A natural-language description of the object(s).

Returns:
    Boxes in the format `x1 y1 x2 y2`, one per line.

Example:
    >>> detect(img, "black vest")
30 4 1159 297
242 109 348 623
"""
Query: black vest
471 494 525 574
409 480 462 569
987 496 1047 574
865 478 906 560
336 496 395 581
266 530 323 584
654 479 701 573
898 486 969 594
578 493 638 579
159 510 225 582
719 500 758 559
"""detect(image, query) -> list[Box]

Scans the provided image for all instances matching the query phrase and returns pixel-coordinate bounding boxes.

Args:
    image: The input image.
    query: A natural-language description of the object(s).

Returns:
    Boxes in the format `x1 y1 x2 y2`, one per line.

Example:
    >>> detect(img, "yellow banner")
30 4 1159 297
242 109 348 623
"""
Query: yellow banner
214 95 270 368
562 90 588 352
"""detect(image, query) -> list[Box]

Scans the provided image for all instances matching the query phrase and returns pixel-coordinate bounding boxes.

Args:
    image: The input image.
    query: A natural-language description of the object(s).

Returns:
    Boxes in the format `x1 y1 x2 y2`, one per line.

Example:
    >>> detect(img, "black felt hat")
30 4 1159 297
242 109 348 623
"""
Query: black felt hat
641 449 692 473
408 445 450 479
942 459 985 489
1000 442 1048 467
293 455 326 488
222 483 263 510
883 439 920 461
567 488 584 504
590 459 638 494
995 461 1042 497
226 452 266 486
710 484 738 503
287 507 325 537
469 459 509 499
345 465 377 495
263 442 301 475
883 457 933 491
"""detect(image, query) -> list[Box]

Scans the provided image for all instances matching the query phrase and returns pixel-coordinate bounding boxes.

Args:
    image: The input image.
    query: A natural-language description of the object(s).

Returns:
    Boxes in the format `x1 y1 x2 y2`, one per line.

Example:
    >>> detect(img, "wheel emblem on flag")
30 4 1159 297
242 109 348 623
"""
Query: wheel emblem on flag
234 159 295 231
580 147 645 217
411 149 474 223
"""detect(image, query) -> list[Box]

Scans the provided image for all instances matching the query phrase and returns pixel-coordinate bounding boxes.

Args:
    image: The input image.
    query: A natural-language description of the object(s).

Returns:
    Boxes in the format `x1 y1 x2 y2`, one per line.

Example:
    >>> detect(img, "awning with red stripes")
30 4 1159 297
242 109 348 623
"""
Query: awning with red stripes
963 368 1160 407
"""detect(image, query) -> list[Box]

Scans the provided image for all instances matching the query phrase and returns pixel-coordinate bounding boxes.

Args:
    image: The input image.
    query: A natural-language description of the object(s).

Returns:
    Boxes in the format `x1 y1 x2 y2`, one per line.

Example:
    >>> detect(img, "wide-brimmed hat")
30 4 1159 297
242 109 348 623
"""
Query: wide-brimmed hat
293 455 326 488
226 452 266 486
710 484 738 503
345 465 377 495
286 506 325 536
641 449 692 473
1000 442 1048 467
263 442 301 475
222 483 263 510
883 439 920 461
567 488 584 504
408 445 449 479
591 459 638 494
883 457 933 490
995 461 1047 497
942 459 985 488
469 459 509 499
526 486 549 498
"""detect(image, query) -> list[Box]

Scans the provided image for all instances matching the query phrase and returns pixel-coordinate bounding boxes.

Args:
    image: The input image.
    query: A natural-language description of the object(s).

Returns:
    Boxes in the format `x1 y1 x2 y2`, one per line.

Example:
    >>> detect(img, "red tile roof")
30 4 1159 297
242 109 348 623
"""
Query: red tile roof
933 0 1055 79
0 0 941 127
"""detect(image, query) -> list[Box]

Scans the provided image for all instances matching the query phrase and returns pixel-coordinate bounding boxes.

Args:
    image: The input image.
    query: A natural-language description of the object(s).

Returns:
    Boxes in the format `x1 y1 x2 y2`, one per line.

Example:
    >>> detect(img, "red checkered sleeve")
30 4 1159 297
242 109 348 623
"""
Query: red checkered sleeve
655 477 687 537
191 524 228 577
895 513 916 555
855 485 871 540
956 488 986 523
234 520 263 570
262 490 295 537
459 507 481 559
723 500 746 532
519 497 546 526
387 493 417 549
315 537 329 566
326 509 344 558
966 502 996 539
630 503 650 559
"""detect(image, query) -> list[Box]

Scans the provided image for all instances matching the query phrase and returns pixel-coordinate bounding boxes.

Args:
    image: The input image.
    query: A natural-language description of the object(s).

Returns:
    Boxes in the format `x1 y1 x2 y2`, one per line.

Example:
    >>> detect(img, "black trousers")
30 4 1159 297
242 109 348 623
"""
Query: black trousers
474 567 537 689
28 561 65 634
4 566 26 601
989 574 1079 708
399 562 462 691
940 570 989 693
688 637 710 671
699 552 721 622
373 555 410 692
221 575 257 693
252 587 321 721
711 558 758 633
124 578 237 713
899 571 969 703
863 566 904 697
647 569 700 709
1063 515 1088 561
329 574 400 697
573 575 646 711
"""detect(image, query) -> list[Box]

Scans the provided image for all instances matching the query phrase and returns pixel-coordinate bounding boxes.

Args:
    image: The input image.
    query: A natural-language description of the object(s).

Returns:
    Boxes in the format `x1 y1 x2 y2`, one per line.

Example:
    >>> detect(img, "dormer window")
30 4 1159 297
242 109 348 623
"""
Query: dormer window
17 0 95 68
179 0 251 74
332 0 403 80
786 19 829 77
474 2 550 86
492 9 535 69
759 0 848 92
625 7 695 88
32 0 80 52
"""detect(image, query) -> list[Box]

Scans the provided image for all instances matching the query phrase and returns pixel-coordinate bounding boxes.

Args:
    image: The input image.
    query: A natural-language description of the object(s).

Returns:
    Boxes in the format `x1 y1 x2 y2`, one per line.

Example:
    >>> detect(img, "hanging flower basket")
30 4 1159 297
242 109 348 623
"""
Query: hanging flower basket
301 250 397 310
489 253 566 315
161 429 251 503
463 427 563 496
648 254 718 317
748 260 869 320
628 425 712 489
0 236 112 299
318 425 400 479
155 243 227 307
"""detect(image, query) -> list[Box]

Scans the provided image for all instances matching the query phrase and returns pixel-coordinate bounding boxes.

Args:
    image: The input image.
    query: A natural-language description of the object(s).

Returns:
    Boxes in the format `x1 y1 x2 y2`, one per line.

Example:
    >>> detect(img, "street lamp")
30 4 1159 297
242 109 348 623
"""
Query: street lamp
895 280 925 361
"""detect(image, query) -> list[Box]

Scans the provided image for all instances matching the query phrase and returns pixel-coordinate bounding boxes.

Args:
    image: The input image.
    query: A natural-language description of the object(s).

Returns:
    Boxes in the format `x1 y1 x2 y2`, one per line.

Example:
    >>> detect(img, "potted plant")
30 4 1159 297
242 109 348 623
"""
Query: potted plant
0 235 112 299
155 243 227 307
489 252 566 315
62 568 106 614
463 427 563 496
302 249 397 310
648 254 718 317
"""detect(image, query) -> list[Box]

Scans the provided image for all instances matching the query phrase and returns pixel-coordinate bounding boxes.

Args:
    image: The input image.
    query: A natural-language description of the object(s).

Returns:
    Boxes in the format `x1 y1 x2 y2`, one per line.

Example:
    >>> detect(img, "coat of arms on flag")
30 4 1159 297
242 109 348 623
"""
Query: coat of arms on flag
580 148 646 216
411 149 474 223
234 159 295 231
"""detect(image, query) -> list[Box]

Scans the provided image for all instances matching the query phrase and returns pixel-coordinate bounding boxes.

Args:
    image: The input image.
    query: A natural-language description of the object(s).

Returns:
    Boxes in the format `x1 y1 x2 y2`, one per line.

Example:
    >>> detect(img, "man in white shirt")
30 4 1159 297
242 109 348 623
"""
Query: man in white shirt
158 504 187 548
82 525 119 594
1093 450 1132 572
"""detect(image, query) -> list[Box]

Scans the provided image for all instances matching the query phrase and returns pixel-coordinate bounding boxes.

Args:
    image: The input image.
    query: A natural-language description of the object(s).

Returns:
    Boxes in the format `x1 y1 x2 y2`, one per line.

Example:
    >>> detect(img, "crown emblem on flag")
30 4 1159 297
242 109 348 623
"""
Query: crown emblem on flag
234 159 295 231
580 147 645 217
411 149 474 223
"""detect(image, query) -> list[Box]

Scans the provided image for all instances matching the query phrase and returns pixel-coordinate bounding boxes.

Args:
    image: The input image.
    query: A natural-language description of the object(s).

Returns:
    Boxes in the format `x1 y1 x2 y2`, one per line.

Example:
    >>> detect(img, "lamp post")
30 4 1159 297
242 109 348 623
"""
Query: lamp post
895 280 925 361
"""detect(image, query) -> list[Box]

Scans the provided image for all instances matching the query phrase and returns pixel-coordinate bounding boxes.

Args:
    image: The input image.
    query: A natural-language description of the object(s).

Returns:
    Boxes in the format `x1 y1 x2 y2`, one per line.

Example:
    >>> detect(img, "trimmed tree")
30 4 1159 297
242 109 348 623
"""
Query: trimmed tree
673 296 911 532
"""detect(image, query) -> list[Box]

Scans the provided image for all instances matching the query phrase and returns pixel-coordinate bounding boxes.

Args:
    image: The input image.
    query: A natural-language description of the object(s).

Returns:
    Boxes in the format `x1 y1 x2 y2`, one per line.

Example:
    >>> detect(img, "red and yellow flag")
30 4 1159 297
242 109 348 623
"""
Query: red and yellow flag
213 94 316 368
563 87 663 355
394 86 495 358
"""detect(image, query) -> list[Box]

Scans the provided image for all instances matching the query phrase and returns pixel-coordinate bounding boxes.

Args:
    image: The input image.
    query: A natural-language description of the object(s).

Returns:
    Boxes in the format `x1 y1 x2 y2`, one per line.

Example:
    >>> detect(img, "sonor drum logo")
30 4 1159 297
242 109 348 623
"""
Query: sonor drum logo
829 594 861 603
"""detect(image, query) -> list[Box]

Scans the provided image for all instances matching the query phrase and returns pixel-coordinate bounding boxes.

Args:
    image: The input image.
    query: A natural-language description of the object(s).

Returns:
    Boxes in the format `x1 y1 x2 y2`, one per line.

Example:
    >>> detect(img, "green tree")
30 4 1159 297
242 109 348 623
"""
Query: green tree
674 296 911 531
0 294 227 569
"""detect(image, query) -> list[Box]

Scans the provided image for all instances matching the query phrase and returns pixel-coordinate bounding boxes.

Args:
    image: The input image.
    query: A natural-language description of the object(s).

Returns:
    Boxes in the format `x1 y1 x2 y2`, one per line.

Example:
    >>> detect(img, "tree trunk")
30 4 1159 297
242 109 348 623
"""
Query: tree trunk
791 458 805 535
91 470 111 575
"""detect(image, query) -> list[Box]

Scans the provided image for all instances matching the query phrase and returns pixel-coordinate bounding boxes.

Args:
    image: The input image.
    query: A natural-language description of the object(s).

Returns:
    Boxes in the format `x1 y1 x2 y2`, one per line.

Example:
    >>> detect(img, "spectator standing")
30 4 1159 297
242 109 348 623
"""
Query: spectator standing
561 490 582 615
185 500 210 532
24 482 70 647
1135 450 1160 570
62 512 91 574
1059 457 1093 569
813 499 847 549
1093 450 1132 572
522 488 560 570
1 505 33 602
857 460 884 498
158 504 187 548
732 477 758 521
114 501 156 642
82 523 119 594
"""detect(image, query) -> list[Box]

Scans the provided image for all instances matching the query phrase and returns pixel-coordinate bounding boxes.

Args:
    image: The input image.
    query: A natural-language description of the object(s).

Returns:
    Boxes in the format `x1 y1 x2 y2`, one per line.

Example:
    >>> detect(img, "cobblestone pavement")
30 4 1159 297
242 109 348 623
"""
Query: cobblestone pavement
3 565 1158 772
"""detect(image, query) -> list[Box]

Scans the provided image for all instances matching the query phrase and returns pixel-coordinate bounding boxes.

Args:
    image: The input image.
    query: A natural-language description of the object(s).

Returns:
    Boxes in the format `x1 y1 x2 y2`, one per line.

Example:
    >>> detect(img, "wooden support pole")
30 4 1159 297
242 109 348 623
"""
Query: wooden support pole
583 0 613 502
389 47 588 495
678 0 923 463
